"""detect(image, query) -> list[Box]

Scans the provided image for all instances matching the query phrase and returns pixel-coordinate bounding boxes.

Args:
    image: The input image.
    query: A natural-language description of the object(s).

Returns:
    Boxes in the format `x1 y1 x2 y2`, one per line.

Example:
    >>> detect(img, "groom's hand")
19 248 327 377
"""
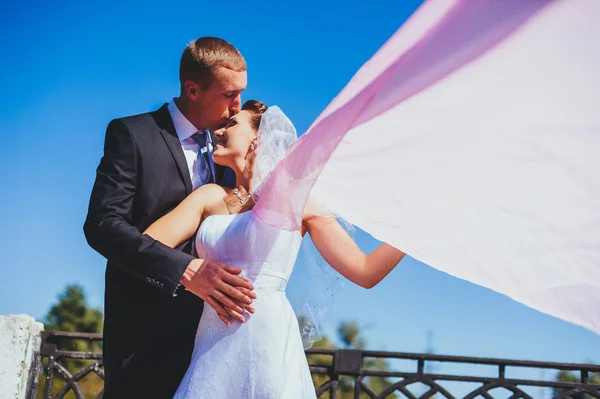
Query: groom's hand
181 259 256 325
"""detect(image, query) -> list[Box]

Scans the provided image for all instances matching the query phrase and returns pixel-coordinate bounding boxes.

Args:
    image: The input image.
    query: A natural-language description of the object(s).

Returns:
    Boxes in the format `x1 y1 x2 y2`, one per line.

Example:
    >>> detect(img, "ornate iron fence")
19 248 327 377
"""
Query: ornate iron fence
27 331 600 399
26 331 104 399
307 348 600 399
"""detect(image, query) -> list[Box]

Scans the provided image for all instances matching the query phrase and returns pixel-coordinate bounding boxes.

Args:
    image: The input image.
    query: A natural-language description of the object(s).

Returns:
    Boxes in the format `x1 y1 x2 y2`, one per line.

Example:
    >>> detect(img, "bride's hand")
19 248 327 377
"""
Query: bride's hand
218 287 256 325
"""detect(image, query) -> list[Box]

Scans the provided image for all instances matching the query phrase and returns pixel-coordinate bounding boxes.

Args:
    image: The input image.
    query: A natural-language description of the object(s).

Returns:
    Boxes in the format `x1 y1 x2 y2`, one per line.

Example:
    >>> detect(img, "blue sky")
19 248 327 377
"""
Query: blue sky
1 0 598 390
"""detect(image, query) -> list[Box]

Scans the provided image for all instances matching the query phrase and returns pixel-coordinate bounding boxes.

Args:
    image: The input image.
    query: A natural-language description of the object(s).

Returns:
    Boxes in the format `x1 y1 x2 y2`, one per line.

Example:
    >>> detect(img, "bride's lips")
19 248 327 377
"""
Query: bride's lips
214 139 227 148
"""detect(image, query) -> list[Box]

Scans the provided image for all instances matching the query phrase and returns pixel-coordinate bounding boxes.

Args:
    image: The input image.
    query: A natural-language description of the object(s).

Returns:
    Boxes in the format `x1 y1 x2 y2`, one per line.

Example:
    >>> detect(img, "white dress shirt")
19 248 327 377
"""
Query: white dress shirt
167 98 215 190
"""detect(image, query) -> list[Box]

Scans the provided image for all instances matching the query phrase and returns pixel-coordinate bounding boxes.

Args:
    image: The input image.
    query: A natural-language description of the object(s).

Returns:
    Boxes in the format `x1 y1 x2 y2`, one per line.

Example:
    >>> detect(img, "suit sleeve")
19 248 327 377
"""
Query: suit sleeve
83 118 194 295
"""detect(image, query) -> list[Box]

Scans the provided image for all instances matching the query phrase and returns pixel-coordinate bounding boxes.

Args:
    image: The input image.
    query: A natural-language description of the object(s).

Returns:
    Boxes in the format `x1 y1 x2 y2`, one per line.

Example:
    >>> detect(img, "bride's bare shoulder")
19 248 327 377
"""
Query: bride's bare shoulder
189 183 228 202
182 184 228 214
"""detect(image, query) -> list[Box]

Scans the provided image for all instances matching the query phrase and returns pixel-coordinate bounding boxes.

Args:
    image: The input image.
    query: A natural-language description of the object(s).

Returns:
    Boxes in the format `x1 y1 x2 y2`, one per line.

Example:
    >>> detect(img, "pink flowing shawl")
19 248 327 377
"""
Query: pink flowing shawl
254 0 600 335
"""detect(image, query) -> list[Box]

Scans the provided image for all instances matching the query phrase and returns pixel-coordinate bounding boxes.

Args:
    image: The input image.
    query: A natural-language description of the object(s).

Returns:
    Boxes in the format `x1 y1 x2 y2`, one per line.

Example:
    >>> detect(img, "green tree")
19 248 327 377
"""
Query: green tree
39 284 104 399
45 284 103 335
44 284 103 368
554 370 600 399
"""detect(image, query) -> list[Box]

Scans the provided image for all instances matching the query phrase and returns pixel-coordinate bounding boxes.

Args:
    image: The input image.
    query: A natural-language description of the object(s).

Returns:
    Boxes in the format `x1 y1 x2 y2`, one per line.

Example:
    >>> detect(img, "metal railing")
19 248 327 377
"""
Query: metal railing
307 348 600 398
28 331 600 399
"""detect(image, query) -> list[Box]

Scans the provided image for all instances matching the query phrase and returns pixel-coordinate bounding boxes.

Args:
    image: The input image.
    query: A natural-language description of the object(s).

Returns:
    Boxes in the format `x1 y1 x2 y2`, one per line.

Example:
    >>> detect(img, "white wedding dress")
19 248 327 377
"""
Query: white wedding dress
173 211 317 399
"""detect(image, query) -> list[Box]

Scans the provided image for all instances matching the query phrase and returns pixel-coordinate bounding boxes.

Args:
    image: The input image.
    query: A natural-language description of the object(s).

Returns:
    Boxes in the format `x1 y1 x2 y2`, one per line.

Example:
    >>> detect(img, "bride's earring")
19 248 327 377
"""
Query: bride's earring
250 144 256 151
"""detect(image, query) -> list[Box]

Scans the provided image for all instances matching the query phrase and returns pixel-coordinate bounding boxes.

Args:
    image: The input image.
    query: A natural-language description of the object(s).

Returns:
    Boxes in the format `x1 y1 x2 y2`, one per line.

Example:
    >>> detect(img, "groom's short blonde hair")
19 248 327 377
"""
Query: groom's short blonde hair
179 37 247 90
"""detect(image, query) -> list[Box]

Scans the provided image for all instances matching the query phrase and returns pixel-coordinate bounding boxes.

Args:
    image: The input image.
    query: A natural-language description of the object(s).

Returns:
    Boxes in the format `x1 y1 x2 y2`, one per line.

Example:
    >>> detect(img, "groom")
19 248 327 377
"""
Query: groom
84 37 255 399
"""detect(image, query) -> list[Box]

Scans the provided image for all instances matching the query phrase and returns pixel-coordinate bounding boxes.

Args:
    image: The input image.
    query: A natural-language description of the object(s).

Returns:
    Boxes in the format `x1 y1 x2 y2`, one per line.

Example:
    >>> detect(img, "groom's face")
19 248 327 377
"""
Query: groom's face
195 67 247 131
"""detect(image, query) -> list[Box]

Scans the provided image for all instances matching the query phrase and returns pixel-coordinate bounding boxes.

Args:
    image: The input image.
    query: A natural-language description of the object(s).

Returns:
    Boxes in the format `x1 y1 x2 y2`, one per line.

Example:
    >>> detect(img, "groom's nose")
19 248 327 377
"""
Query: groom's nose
230 94 242 114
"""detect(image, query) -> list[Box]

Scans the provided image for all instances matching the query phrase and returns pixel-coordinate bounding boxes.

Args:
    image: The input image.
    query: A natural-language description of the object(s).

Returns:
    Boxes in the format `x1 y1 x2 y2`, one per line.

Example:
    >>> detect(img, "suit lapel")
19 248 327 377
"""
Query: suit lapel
155 104 193 195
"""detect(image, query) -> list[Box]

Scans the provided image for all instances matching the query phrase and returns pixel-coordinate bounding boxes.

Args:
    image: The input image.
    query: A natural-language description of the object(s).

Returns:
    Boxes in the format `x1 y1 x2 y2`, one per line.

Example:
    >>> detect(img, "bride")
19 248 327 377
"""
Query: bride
144 100 405 398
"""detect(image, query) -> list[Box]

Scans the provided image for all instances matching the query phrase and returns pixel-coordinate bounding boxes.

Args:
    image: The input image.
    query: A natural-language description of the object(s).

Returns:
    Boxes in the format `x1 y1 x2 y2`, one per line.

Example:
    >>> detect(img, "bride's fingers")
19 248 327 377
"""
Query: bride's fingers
205 296 231 326
233 288 255 313
213 291 245 318
232 298 255 314
217 314 231 326
224 296 254 314
212 293 249 321
223 305 245 323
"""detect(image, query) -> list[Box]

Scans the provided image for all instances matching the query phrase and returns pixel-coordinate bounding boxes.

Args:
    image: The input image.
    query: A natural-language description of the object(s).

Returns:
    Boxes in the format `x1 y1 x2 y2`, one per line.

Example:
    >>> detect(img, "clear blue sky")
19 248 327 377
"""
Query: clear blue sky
1 0 598 389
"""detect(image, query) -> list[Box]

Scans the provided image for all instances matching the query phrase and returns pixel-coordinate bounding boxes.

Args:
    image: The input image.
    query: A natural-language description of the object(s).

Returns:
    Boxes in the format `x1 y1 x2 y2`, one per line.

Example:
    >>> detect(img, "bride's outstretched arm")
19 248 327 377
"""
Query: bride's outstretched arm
303 214 405 289
144 184 220 248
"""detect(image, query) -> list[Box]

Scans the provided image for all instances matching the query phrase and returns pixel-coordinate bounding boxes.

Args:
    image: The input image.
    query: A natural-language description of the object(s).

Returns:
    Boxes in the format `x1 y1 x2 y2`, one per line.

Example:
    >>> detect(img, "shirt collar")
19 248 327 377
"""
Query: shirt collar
167 98 202 141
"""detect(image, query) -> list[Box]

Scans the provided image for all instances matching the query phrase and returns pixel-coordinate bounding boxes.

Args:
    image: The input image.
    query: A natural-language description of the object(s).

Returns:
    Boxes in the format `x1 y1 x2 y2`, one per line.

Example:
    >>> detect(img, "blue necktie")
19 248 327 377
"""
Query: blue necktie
191 131 214 187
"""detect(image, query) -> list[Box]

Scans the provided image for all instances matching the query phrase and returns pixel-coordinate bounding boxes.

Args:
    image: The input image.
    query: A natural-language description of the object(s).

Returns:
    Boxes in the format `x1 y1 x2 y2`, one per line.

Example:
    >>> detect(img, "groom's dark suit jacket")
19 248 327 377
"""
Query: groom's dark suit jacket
84 104 229 399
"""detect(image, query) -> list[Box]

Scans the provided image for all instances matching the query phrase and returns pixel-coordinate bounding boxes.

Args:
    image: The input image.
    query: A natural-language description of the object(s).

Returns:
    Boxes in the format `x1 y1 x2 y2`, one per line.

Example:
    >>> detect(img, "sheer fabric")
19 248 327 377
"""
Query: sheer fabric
254 0 600 335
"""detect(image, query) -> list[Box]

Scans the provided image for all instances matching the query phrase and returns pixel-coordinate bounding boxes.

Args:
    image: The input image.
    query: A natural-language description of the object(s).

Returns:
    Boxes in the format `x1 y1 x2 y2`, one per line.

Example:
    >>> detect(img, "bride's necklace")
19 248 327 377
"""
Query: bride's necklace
233 188 253 204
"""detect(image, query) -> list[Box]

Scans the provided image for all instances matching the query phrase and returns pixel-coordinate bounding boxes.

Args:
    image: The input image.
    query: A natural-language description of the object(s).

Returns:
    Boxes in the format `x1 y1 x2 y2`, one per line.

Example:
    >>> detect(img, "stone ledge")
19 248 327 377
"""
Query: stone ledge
0 314 44 399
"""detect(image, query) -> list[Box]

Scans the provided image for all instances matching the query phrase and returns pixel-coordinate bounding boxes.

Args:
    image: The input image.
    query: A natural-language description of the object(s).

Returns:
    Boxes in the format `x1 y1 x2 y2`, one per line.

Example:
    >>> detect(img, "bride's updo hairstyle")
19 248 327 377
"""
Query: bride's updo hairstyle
241 100 268 131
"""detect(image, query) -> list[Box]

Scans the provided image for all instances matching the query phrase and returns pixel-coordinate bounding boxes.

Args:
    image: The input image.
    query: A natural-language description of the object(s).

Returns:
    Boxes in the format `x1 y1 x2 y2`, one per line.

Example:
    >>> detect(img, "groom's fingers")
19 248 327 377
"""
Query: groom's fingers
221 271 254 291
218 282 253 305
219 264 254 289
220 263 243 275
236 287 257 301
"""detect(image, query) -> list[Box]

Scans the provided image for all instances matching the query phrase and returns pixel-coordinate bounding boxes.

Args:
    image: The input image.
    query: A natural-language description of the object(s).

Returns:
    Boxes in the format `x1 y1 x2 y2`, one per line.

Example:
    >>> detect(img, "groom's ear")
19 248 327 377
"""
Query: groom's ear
184 80 202 100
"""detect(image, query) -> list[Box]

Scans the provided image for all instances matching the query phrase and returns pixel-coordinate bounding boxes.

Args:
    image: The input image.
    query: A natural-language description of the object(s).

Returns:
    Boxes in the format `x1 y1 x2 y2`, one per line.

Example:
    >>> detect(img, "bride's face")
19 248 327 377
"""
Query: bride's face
212 110 257 167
